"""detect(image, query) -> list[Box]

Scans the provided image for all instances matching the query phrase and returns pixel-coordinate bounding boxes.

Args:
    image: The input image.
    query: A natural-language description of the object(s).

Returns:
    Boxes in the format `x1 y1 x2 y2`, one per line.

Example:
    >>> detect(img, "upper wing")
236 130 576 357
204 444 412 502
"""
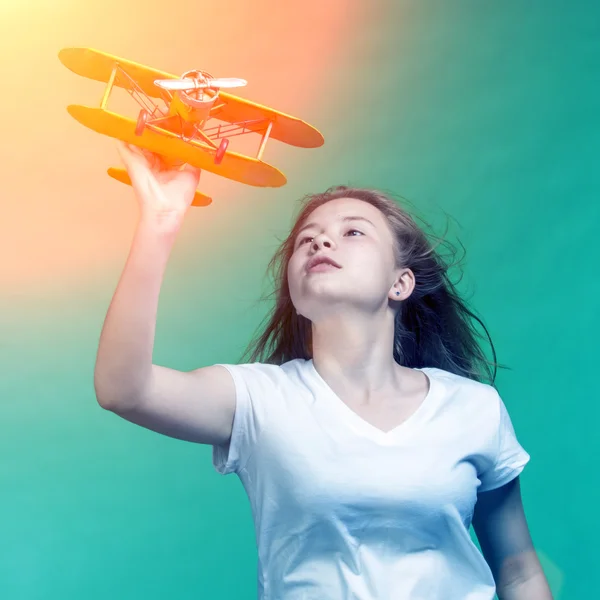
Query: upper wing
212 91 325 148
59 47 325 149
59 47 177 99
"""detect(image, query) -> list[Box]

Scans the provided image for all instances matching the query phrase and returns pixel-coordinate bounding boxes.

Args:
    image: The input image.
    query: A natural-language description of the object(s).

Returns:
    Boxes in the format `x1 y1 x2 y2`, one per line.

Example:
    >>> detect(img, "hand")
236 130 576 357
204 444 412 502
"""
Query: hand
116 141 201 227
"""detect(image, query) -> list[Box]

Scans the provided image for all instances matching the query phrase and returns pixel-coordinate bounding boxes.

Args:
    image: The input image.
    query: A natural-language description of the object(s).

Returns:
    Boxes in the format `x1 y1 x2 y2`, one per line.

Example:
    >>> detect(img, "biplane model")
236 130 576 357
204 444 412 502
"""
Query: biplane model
58 47 324 206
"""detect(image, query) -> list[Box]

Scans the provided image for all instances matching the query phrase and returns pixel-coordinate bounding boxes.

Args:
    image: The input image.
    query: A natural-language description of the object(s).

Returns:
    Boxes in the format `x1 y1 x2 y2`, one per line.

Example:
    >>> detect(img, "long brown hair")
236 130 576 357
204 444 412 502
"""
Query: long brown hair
239 186 509 386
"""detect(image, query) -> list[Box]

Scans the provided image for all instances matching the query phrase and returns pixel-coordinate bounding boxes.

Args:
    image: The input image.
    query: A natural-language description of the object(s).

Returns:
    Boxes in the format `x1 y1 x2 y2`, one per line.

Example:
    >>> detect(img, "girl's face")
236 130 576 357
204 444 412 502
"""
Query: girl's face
287 198 401 321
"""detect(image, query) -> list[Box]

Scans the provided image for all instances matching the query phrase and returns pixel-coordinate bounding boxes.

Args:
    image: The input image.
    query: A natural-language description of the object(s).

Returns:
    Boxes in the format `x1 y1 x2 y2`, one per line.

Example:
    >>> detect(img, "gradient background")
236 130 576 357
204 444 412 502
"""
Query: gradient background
1 1 598 598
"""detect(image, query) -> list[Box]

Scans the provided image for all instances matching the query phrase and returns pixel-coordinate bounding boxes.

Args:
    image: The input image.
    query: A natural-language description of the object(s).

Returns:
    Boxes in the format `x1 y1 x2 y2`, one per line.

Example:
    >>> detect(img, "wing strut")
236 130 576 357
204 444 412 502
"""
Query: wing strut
100 63 118 109
257 120 274 161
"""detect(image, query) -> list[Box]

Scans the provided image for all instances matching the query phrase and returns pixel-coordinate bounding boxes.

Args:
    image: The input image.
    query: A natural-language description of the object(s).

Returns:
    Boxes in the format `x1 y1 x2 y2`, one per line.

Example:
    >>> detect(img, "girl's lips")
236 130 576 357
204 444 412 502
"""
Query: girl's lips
307 263 340 273
306 254 342 271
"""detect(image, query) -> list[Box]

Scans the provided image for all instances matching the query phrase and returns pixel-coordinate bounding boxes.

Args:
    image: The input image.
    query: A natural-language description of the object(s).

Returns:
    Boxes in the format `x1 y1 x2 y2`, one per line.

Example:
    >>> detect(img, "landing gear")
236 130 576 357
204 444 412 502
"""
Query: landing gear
135 109 148 136
214 138 229 165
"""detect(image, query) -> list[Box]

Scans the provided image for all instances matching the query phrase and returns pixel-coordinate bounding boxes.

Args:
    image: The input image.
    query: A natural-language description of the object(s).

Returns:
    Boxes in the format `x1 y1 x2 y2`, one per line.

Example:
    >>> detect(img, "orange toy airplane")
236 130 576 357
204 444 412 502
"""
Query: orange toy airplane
59 47 324 206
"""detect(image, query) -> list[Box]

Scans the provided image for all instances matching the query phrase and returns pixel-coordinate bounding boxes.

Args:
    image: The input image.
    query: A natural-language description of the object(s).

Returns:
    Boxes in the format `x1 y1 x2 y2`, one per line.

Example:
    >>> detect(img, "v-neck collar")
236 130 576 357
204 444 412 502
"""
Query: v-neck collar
306 359 438 444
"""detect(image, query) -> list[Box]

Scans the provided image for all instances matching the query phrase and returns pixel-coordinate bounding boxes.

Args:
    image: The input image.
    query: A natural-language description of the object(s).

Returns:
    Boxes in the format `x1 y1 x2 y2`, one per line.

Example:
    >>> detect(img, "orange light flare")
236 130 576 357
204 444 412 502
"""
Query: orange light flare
0 0 371 293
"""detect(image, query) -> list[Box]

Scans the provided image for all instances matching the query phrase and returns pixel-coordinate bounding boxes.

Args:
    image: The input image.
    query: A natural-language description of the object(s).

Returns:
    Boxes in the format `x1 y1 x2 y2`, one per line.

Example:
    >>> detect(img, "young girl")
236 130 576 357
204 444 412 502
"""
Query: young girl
94 142 553 600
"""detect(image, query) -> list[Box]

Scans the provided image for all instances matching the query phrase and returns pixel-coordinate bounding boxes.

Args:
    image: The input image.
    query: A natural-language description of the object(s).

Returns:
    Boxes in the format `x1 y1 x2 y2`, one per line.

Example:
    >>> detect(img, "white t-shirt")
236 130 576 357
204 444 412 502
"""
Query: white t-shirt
212 358 530 600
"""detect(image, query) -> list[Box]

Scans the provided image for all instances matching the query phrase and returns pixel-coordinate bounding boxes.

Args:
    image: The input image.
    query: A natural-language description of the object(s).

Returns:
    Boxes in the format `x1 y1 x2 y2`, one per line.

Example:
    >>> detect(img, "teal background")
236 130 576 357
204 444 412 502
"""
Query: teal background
2 1 599 598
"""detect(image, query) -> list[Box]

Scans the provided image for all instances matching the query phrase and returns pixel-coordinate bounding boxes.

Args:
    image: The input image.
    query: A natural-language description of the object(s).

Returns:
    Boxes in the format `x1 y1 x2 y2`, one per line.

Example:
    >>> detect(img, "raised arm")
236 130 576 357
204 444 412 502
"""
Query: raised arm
93 144 236 445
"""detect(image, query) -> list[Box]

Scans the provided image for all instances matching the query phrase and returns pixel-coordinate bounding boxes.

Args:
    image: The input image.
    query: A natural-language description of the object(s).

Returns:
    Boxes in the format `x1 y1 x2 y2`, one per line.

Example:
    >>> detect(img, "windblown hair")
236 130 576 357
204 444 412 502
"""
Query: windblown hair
239 186 509 386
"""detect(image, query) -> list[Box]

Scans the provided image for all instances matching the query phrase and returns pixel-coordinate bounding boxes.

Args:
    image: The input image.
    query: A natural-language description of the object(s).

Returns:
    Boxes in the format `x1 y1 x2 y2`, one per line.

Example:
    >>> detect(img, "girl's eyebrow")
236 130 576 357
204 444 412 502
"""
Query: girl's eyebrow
296 216 376 237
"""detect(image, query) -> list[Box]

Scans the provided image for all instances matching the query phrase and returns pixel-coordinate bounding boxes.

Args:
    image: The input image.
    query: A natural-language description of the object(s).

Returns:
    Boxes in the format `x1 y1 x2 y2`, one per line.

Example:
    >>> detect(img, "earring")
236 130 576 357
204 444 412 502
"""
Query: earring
396 292 400 296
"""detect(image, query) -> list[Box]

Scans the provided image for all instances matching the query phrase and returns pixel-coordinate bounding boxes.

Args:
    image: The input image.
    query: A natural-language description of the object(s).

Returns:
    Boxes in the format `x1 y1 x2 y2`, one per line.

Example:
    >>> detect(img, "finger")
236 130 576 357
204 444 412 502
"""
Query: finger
116 140 129 155
181 163 201 176
116 140 133 165
185 164 202 186
120 142 148 165
125 144 152 163
138 148 159 169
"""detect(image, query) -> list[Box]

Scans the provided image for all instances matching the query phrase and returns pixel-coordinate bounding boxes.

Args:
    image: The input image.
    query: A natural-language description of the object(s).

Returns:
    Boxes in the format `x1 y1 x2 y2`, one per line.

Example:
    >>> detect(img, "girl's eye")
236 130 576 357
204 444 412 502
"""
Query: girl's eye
298 229 363 246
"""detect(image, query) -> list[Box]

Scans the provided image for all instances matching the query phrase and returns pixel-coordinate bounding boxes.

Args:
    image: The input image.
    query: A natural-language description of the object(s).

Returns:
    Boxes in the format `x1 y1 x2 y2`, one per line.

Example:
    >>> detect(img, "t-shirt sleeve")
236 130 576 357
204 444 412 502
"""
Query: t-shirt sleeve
211 362 265 476
478 391 531 492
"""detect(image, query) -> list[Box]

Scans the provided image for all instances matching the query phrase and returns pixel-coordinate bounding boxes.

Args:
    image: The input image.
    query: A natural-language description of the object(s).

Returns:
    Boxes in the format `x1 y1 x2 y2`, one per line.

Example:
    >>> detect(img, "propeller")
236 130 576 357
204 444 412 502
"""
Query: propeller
154 77 247 91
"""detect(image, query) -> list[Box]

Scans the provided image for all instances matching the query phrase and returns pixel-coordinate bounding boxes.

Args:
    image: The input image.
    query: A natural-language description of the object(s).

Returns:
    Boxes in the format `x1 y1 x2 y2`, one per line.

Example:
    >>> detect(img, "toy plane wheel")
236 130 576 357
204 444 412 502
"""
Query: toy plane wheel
214 138 229 165
135 109 149 136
